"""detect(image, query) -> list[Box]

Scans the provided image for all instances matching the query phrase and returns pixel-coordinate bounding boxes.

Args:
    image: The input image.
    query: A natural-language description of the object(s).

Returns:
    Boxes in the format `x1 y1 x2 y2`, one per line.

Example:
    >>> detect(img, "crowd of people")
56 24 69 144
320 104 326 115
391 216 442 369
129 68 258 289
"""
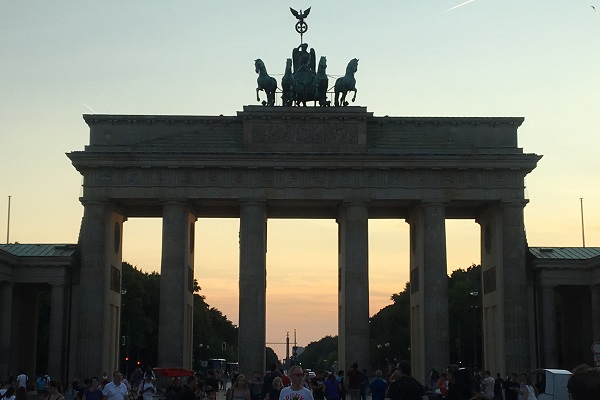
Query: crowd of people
426 364 600 400
1 362 599 400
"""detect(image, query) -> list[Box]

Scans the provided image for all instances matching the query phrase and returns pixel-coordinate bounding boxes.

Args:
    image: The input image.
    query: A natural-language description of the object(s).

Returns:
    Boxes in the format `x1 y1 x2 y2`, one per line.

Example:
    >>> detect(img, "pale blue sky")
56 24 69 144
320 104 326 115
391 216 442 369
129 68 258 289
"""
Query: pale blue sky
1 1 599 351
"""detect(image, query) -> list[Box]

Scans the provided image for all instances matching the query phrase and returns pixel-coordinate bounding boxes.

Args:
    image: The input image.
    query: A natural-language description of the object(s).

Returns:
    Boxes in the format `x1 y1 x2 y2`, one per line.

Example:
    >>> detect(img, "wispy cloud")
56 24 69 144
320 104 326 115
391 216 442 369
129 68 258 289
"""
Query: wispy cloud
445 0 480 12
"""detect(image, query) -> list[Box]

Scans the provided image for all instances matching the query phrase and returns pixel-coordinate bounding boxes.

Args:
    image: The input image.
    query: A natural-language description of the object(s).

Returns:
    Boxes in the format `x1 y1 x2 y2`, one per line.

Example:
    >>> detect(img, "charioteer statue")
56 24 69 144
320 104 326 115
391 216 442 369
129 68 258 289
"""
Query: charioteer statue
254 7 359 107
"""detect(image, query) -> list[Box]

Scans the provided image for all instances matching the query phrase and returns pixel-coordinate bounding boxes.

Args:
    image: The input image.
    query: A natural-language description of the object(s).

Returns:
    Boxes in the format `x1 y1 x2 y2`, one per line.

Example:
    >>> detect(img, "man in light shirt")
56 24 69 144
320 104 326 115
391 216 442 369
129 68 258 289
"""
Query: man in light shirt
482 371 495 399
279 366 314 400
103 371 130 400
16 371 28 389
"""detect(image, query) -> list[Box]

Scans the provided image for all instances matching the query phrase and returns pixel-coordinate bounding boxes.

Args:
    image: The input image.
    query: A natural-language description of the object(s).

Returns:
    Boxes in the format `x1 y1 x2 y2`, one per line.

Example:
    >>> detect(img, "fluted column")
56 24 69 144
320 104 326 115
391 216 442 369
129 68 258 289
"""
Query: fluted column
158 202 196 368
592 284 600 343
407 203 448 383
238 201 267 377
541 285 558 367
0 282 14 379
48 283 65 379
501 202 530 373
76 201 125 379
337 202 369 372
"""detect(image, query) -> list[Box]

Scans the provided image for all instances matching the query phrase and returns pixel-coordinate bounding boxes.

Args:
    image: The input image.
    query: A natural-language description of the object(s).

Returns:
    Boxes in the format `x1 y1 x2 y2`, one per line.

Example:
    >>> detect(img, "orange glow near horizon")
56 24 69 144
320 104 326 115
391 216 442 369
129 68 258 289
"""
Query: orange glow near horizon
122 217 480 358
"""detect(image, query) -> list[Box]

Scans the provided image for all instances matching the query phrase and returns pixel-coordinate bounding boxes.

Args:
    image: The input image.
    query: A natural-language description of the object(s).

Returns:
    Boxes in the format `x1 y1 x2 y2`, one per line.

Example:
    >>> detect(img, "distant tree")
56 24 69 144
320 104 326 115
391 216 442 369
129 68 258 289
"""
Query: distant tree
192 287 238 369
121 262 161 368
370 282 410 370
369 265 483 370
297 336 338 370
119 262 239 373
448 264 482 367
266 347 281 370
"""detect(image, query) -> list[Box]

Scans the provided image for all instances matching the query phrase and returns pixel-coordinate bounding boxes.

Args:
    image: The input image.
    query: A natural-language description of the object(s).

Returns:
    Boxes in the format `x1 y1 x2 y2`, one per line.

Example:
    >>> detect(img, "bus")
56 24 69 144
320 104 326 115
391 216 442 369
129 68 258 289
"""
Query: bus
207 358 226 373
226 362 239 376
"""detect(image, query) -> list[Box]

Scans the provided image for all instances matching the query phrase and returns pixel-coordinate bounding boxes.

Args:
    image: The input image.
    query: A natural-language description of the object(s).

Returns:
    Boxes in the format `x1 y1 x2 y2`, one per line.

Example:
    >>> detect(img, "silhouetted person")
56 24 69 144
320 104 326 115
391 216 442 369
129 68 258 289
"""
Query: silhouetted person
384 361 425 400
567 366 600 400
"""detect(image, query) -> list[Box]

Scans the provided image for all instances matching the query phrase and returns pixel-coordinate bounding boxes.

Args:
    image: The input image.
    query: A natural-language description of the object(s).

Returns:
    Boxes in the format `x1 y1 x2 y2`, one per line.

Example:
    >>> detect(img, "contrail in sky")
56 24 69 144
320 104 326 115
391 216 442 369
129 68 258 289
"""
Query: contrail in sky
82 102 96 113
445 0 481 12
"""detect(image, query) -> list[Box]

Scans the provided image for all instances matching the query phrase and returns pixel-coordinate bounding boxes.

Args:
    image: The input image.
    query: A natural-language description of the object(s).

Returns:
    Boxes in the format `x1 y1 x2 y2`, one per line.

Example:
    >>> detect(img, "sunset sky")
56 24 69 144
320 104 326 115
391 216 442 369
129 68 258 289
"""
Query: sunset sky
1 1 599 359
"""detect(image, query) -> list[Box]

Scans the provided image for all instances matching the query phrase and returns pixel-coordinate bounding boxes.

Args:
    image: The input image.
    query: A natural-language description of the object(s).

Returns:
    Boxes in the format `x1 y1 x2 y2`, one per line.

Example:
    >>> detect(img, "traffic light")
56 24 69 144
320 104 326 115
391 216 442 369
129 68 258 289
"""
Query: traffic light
125 357 129 361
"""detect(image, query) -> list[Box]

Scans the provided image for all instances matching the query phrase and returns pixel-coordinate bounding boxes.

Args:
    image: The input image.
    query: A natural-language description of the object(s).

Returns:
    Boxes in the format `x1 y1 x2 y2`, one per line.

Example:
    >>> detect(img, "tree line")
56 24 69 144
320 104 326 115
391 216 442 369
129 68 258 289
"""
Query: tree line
297 264 483 371
34 263 481 374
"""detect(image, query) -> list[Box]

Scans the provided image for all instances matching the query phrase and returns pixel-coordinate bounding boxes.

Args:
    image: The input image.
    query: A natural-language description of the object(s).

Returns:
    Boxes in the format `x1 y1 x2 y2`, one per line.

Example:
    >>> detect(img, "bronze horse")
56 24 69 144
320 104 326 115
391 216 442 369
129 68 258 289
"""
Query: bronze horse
281 58 295 106
255 59 277 106
334 58 358 107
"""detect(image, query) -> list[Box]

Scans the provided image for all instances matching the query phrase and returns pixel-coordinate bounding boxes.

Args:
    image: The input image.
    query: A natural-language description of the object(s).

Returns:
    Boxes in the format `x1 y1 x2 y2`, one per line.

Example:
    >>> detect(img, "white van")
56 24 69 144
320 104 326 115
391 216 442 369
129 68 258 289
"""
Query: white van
529 369 571 400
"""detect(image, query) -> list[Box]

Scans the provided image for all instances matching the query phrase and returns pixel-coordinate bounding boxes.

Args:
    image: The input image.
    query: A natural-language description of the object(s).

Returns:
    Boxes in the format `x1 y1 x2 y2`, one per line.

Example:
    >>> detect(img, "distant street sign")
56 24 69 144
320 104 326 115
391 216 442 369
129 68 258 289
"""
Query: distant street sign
592 342 600 354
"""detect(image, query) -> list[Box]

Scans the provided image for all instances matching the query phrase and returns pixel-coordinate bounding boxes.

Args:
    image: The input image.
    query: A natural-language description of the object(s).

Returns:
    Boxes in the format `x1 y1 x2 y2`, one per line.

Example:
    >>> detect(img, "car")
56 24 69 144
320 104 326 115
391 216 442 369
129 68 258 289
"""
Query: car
529 369 571 400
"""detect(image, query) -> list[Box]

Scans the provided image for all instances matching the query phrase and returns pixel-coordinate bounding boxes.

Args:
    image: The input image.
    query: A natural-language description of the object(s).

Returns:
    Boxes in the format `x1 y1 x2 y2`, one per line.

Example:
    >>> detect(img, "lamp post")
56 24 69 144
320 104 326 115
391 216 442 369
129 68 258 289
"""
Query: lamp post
198 343 210 373
376 343 390 370
469 290 479 369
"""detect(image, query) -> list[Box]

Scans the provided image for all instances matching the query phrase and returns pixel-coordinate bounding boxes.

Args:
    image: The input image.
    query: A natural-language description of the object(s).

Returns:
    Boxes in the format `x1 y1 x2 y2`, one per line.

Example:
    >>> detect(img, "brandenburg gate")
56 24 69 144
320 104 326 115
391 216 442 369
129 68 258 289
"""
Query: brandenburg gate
68 106 540 381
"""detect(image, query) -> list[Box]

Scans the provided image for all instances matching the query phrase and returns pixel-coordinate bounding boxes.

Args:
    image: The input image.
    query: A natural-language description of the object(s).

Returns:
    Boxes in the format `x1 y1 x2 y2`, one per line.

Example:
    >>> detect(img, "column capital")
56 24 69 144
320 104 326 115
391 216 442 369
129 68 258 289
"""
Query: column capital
405 201 447 224
161 201 198 218
80 199 109 207
420 200 449 206
81 199 126 219
500 200 529 208
341 198 370 205
239 199 267 206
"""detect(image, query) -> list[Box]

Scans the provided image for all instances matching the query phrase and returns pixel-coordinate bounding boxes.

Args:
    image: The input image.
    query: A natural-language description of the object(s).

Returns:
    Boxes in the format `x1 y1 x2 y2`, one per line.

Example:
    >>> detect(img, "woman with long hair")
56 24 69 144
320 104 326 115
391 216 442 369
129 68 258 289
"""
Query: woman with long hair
226 374 250 400
47 380 65 400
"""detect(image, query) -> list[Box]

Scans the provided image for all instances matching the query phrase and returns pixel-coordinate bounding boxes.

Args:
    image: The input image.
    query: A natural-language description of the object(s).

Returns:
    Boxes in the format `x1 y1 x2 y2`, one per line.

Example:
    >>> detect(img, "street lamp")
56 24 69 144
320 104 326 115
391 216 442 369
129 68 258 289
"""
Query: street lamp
376 343 390 370
469 290 479 369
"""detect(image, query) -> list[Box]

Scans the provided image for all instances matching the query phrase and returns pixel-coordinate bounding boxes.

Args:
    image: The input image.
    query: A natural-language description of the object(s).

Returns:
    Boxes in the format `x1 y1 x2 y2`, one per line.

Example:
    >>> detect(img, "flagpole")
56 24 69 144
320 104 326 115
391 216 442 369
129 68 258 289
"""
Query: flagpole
6 195 11 244
580 198 585 247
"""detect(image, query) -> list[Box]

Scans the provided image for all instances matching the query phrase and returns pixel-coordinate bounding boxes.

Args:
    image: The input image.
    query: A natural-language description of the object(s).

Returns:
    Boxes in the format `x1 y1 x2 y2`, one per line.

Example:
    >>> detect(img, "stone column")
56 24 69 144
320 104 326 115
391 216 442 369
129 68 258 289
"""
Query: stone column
0 282 13 379
11 286 40 380
48 283 65 380
540 285 558 367
478 207 503 374
158 202 196 368
407 203 448 383
501 202 530 374
76 201 125 378
238 201 267 377
337 202 369 372
592 284 600 343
